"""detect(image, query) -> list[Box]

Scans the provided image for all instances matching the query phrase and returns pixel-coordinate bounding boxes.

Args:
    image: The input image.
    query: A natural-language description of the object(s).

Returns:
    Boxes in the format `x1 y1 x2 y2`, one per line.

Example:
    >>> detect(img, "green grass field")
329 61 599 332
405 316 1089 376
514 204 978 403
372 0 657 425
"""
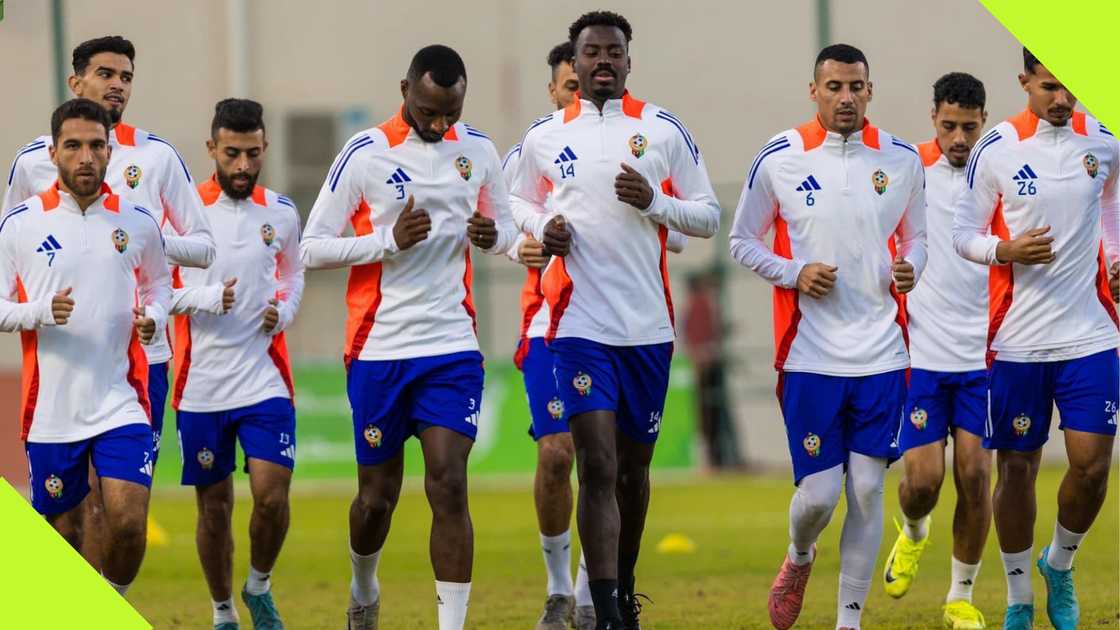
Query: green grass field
129 467 1119 629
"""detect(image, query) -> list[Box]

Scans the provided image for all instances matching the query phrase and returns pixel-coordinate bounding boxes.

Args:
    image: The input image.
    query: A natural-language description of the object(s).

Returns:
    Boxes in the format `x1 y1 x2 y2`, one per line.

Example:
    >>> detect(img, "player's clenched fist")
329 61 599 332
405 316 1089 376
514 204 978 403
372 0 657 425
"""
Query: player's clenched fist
542 215 571 257
467 211 497 250
133 306 156 344
221 278 237 313
892 255 916 294
262 298 280 334
1110 261 1119 303
797 262 838 299
51 287 75 325
517 235 550 269
996 225 1055 265
615 163 654 210
392 195 431 251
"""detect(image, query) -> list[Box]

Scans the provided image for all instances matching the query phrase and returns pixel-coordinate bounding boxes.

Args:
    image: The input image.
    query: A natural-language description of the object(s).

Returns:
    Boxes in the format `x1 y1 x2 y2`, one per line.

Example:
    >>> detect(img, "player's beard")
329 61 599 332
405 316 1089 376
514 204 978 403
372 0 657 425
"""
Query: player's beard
216 168 258 200
105 106 123 125
60 163 107 198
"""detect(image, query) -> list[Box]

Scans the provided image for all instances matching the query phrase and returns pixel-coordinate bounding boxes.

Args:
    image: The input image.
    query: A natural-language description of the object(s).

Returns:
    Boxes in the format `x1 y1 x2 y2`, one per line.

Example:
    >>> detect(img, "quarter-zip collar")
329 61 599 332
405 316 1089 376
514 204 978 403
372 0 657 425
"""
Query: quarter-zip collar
563 90 646 123
41 180 117 215
198 174 266 208
379 106 460 148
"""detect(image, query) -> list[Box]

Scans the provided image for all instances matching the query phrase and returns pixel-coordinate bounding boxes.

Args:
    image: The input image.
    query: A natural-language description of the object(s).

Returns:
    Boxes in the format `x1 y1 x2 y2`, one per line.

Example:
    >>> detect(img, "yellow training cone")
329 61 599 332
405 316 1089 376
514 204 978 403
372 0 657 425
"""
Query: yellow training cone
655 533 696 554
146 516 169 547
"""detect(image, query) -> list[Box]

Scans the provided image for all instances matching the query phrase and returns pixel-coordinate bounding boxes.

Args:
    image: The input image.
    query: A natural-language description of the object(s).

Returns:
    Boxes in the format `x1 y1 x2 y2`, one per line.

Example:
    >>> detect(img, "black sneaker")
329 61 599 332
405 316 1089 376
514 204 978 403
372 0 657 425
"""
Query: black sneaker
619 591 651 630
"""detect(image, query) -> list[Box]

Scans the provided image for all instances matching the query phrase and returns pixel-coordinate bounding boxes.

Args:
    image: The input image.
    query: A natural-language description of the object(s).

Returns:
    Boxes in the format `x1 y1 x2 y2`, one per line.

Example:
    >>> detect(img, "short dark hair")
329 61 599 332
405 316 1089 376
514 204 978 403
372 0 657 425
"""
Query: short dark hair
211 98 265 138
407 45 467 88
1023 47 1043 74
814 43 869 77
51 98 112 143
933 72 986 111
568 11 633 46
72 35 135 76
547 41 574 70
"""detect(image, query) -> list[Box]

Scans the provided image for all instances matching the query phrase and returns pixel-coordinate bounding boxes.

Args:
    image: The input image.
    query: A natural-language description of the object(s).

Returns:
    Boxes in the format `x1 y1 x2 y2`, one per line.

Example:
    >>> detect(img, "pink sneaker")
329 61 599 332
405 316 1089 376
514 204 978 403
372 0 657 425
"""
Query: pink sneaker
768 546 815 629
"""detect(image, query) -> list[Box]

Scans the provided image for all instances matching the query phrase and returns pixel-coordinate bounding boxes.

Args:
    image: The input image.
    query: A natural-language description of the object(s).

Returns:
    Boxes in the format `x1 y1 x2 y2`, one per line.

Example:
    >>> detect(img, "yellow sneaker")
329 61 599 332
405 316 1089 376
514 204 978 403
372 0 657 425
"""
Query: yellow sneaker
943 600 986 629
883 517 930 598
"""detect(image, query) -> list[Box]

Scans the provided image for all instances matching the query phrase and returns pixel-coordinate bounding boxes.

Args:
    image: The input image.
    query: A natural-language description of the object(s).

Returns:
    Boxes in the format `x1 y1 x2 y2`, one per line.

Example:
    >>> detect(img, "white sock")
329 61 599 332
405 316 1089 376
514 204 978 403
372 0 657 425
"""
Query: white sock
435 580 471 630
574 552 592 607
245 565 272 595
213 598 240 625
902 514 930 542
836 574 871 629
541 530 574 596
1000 548 1033 606
350 546 381 606
836 453 887 628
946 557 981 603
1045 521 1085 571
788 464 843 565
105 577 130 596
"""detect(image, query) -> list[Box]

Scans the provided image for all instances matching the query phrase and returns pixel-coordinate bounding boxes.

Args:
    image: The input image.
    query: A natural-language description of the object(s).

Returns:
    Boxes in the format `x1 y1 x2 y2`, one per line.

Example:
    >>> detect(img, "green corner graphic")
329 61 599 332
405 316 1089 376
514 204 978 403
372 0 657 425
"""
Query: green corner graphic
980 0 1120 130
0 479 150 628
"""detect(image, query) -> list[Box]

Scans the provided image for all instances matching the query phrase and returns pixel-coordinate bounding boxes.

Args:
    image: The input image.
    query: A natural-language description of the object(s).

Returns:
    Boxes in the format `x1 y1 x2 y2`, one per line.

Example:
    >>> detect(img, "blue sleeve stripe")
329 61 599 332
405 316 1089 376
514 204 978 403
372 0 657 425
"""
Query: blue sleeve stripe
0 206 28 234
747 140 790 190
1100 123 1114 137
133 205 165 246
148 136 193 182
8 143 47 186
466 130 490 140
502 145 521 171
276 195 296 210
327 135 369 184
655 111 700 165
966 131 1002 189
329 137 374 192
891 139 918 155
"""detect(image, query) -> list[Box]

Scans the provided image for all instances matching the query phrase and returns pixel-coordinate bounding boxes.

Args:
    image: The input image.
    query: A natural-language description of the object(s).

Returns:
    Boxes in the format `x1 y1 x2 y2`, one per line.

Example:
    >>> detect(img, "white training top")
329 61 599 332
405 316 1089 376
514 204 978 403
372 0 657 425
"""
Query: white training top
953 109 1119 363
0 182 171 442
730 116 927 377
171 177 304 412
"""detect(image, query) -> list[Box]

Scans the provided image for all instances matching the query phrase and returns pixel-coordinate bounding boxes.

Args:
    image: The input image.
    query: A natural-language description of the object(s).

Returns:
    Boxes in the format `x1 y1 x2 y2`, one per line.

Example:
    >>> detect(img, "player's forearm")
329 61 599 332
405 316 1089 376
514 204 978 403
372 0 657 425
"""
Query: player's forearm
640 191 720 238
0 296 52 331
666 230 687 254
510 196 553 241
299 231 398 269
729 233 803 288
273 274 305 334
952 226 1001 265
170 284 224 316
482 218 518 256
164 233 216 269
1101 199 1120 265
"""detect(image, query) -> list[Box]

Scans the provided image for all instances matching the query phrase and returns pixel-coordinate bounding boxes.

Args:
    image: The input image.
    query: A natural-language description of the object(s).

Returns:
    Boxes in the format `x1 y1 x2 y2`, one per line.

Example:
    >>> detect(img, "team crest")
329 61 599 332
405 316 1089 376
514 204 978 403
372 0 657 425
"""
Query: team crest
803 433 821 458
124 164 142 189
111 228 129 253
628 133 648 158
910 407 928 431
454 155 472 181
1012 414 1031 437
1084 153 1099 178
197 447 215 470
364 424 383 448
260 223 275 246
547 397 565 420
44 474 64 499
871 169 889 195
572 372 592 397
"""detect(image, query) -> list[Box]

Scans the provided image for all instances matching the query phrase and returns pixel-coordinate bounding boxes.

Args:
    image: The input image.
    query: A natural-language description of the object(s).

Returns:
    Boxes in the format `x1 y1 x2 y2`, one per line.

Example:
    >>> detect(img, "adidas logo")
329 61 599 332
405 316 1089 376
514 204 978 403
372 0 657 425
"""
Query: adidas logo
795 175 822 192
1012 164 1038 181
554 146 578 164
217 603 231 611
280 445 295 460
1062 544 1079 551
36 234 62 266
1008 568 1025 576
385 167 412 185
959 579 973 586
139 461 153 477
844 602 861 611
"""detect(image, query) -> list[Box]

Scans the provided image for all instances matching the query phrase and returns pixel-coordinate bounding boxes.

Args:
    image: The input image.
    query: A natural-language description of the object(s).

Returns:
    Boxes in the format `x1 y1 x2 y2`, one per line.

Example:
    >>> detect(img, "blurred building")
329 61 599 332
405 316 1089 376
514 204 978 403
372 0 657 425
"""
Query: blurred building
0 0 1039 464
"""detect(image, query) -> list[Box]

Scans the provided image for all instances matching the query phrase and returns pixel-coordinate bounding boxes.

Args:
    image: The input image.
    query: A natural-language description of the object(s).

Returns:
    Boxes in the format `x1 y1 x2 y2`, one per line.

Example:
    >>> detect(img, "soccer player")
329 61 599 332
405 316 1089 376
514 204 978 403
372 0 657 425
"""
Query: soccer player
953 48 1119 630
729 44 926 630
508 12 720 630
2 35 214 568
0 98 170 596
170 99 304 630
300 45 516 630
881 73 991 630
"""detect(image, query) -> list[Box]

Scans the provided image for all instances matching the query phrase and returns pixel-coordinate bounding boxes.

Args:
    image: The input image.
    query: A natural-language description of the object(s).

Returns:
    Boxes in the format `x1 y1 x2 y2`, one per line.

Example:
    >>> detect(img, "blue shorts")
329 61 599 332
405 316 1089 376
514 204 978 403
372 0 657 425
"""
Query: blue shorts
348 351 484 466
778 370 906 485
149 361 169 464
176 397 296 486
26 423 154 516
899 369 987 452
519 338 567 441
986 349 1119 452
550 338 673 444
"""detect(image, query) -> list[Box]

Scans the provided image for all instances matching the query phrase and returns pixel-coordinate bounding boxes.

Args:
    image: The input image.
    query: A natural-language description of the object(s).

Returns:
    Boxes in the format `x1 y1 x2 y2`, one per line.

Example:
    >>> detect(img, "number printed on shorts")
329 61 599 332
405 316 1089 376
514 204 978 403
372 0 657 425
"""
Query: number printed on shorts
280 432 291 445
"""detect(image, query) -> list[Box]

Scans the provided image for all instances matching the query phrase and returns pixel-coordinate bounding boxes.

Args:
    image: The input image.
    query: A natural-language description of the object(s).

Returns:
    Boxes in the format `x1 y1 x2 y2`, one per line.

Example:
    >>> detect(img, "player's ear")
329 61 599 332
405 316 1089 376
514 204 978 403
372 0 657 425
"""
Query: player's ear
866 81 873 102
808 81 818 104
400 79 409 101
206 138 217 160
1018 73 1029 91
67 74 81 96
930 106 937 126
981 110 988 125
48 145 59 168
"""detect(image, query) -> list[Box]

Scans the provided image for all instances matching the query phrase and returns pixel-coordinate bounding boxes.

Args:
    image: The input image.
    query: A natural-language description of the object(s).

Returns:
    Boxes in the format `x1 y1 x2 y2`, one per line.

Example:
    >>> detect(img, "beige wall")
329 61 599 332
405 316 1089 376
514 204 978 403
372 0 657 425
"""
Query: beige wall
0 0 1027 370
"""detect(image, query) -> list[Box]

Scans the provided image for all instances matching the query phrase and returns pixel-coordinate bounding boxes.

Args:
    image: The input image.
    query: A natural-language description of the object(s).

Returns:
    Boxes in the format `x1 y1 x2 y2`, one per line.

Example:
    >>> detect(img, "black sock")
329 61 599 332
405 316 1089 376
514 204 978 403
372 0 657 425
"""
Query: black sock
618 550 639 596
589 579 621 626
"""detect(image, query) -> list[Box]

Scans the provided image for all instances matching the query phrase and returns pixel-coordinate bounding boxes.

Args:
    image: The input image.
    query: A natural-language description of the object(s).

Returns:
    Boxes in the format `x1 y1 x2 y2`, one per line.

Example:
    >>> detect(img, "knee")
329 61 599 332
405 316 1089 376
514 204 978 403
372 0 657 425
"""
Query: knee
425 466 468 514
538 439 575 484
1069 457 1111 489
253 490 289 522
198 495 234 531
954 462 991 505
848 473 885 511
796 480 842 521
111 512 147 546
997 454 1039 484
907 473 944 508
576 447 617 491
354 487 397 523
